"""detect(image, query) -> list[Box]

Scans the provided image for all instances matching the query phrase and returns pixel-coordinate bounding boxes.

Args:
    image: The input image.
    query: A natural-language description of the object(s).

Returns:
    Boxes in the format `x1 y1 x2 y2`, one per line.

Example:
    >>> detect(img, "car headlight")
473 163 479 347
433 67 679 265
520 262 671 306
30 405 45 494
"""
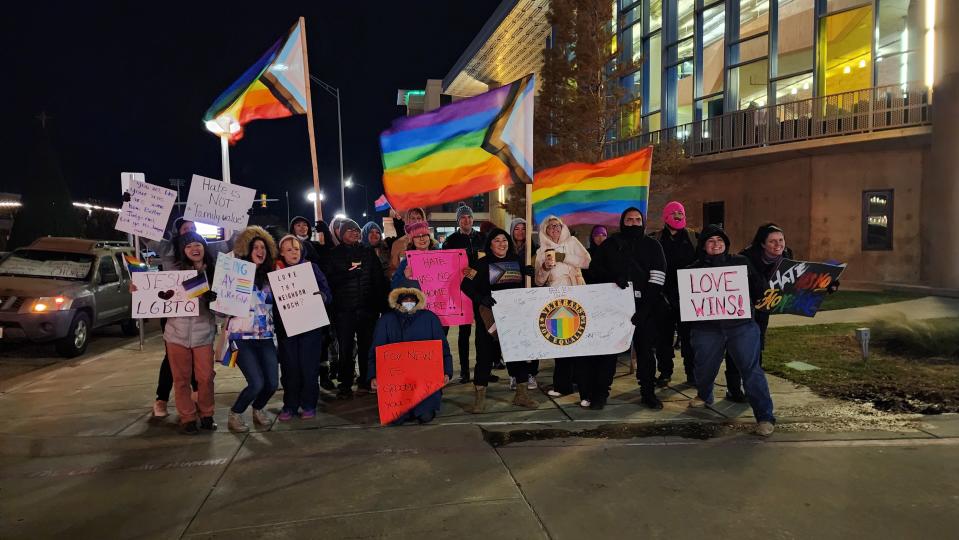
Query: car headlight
28 296 74 313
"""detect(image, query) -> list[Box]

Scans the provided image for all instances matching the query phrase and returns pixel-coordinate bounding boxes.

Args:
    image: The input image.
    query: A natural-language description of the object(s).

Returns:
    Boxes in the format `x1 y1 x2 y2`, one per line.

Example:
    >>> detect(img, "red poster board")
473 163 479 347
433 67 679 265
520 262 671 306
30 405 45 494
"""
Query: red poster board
375 340 445 425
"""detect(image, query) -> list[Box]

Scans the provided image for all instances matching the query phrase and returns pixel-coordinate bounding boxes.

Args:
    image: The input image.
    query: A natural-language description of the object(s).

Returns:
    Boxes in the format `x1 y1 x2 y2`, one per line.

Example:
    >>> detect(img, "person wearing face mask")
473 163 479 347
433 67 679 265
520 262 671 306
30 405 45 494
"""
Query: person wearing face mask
460 228 536 412
388 208 427 274
685 225 776 437
289 216 322 267
534 216 591 397
361 222 391 280
273 235 333 422
589 207 668 410
442 204 487 383
326 219 389 399
368 288 454 424
654 201 699 387
219 226 280 433
162 232 218 434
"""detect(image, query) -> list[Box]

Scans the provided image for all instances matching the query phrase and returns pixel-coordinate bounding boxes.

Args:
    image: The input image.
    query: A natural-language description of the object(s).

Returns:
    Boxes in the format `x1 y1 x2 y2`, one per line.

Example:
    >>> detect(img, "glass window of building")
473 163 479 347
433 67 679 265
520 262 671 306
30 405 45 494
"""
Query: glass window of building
732 59 770 108
700 2 726 97
773 72 813 103
862 190 894 250
646 111 661 132
674 60 694 125
696 94 725 122
776 0 815 75
820 4 873 95
622 2 640 26
739 0 770 39
677 0 695 40
647 32 662 112
876 0 924 87
736 34 769 63
827 0 872 13
623 21 642 70
649 0 663 32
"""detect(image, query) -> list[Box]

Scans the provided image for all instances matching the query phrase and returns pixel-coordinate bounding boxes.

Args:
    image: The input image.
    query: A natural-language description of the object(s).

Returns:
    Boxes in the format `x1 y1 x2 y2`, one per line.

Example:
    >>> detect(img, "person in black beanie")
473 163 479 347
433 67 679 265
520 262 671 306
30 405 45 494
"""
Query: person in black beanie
589 207 668 410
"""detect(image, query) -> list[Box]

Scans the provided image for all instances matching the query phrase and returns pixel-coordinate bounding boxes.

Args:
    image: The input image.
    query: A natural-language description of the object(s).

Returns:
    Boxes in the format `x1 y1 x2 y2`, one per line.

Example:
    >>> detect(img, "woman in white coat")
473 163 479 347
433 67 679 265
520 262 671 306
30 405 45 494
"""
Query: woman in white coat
534 215 591 396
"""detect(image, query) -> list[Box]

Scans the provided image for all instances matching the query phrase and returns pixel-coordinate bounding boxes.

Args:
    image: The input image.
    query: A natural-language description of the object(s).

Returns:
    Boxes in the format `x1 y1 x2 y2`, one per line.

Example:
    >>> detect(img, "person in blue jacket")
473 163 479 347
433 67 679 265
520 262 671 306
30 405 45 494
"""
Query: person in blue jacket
368 287 453 425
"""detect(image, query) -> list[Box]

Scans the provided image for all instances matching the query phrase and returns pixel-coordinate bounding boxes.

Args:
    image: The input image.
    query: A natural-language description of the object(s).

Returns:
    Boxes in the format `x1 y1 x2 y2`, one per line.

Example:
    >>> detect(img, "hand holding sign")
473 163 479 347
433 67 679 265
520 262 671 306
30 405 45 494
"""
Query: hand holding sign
210 252 255 317
755 259 846 317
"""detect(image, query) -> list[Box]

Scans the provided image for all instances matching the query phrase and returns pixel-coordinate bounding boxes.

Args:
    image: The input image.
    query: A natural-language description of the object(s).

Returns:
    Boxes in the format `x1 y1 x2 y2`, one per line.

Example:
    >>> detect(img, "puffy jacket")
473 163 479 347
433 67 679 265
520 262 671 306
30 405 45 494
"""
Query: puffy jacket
534 215 590 287
163 265 216 348
686 224 766 329
325 241 388 314
367 287 454 381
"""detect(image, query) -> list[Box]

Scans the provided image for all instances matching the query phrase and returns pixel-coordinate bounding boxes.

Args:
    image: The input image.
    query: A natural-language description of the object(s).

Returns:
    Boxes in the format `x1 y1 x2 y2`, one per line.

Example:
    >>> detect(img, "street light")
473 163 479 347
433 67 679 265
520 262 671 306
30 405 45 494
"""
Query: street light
306 190 325 203
204 117 240 184
309 75 346 214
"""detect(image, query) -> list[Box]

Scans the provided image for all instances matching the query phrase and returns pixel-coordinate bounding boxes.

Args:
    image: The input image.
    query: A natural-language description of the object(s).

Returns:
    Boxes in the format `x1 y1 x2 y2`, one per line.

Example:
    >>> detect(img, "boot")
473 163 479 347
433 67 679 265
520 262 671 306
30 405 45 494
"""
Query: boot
228 412 249 433
466 386 487 414
512 384 538 409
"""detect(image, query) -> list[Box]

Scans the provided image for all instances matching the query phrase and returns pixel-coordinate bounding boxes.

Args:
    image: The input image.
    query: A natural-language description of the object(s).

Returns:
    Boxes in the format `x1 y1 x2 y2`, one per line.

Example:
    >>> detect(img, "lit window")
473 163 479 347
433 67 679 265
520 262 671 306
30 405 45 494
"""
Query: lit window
862 190 894 250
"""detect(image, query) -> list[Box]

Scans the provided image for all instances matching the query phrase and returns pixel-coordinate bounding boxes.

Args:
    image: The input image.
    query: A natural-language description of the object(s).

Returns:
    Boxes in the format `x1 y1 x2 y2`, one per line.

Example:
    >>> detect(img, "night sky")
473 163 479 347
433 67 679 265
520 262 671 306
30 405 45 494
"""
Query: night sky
4 1 501 221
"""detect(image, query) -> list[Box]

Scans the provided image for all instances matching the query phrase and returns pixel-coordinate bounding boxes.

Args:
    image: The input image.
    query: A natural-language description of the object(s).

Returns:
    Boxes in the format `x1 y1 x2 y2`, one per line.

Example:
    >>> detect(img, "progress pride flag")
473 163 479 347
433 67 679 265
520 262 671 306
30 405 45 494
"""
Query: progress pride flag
677 266 752 322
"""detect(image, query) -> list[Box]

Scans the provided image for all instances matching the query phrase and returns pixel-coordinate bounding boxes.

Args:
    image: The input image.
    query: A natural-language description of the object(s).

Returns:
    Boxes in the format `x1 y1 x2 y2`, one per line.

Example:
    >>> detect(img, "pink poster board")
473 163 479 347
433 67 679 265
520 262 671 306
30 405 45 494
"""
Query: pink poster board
407 249 474 326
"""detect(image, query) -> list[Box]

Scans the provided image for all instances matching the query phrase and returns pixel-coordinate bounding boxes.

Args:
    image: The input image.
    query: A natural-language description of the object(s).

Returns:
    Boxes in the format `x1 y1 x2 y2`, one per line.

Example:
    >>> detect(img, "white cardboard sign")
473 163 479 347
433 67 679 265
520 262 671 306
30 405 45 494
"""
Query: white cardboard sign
120 172 145 194
491 283 636 362
131 271 199 318
183 174 256 232
210 252 256 317
268 263 330 336
677 265 752 322
115 179 178 241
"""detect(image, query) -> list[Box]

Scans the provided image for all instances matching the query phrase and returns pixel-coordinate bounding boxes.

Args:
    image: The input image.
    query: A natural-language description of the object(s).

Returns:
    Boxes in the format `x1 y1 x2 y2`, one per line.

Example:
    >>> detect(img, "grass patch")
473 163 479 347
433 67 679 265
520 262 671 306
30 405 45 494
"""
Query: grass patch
763 317 959 414
818 290 925 311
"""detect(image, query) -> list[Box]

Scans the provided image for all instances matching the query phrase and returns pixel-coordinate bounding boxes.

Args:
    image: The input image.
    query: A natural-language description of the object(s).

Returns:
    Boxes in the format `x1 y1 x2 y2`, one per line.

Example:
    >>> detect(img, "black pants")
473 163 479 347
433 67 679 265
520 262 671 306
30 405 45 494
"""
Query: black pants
443 323 474 376
656 305 695 381
552 358 575 394
505 360 532 384
473 325 498 387
335 311 376 390
632 303 659 395
576 355 618 404
725 313 769 393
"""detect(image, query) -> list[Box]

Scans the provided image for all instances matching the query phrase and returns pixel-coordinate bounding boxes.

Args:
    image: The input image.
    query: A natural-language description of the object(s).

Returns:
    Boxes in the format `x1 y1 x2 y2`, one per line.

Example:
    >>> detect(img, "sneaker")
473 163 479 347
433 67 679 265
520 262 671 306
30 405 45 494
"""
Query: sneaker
301 408 316 419
547 389 563 398
640 394 664 410
179 422 199 435
527 375 538 390
655 375 671 388
589 401 606 410
459 373 471 384
688 396 708 408
756 421 775 437
251 408 270 426
508 376 517 390
228 412 249 433
726 390 748 403
199 417 217 431
320 380 336 391
337 387 354 400
278 409 295 422
487 374 500 383
579 399 591 408
417 410 437 424
153 400 168 418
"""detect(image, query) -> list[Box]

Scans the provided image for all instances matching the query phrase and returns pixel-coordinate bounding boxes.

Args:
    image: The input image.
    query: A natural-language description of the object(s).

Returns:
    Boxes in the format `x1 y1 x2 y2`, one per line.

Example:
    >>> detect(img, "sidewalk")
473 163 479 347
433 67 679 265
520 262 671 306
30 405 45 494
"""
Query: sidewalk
1 324 956 538
769 296 959 327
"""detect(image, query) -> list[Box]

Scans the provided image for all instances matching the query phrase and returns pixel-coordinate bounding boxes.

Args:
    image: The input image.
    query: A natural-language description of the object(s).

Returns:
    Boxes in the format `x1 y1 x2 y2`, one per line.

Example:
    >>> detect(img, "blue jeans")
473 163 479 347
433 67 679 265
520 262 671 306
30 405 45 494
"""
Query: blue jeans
690 322 775 423
231 339 279 414
278 330 324 412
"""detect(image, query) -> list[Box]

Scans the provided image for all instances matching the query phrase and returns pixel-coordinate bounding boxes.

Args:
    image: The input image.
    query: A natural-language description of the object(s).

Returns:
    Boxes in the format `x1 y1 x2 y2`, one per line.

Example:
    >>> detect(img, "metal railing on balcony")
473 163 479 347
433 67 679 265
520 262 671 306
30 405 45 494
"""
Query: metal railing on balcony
606 83 932 159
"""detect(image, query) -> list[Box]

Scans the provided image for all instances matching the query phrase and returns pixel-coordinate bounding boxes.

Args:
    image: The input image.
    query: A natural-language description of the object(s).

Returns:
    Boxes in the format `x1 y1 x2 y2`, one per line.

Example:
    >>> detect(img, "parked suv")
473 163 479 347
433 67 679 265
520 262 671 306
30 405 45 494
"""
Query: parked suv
0 238 138 357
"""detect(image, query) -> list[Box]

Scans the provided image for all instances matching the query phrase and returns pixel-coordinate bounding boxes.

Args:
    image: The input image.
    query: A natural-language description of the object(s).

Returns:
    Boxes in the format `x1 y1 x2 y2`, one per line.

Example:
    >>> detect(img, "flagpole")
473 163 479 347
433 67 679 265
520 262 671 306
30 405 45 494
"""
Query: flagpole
134 235 144 351
299 16 324 223
219 134 232 184
525 183 532 288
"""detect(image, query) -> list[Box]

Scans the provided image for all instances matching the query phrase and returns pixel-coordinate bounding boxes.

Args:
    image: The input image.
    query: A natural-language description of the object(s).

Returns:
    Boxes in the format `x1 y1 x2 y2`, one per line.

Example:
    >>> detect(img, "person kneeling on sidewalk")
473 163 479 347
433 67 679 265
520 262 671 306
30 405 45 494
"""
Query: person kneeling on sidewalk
368 288 453 424
685 225 776 437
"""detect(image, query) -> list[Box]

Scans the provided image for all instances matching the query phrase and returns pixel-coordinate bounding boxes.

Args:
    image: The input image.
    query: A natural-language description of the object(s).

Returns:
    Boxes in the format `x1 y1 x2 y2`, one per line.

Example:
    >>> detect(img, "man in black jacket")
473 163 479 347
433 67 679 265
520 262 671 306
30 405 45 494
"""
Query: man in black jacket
325 219 388 399
654 201 698 386
590 207 668 409
441 204 488 383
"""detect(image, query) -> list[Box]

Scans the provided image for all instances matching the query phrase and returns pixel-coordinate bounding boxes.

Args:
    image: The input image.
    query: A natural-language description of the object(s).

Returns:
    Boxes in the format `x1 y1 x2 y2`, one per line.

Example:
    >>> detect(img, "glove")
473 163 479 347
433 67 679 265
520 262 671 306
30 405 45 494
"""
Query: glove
203 290 218 302
630 312 641 326
631 304 651 326
479 295 497 308
827 279 840 294
555 252 566 263
122 192 132 202
521 264 535 277
615 276 630 289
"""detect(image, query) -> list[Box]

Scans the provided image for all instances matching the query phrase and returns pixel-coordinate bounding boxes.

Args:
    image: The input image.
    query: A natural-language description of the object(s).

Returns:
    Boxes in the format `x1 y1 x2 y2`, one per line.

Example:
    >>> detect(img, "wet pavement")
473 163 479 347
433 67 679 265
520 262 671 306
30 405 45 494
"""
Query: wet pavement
1 327 957 539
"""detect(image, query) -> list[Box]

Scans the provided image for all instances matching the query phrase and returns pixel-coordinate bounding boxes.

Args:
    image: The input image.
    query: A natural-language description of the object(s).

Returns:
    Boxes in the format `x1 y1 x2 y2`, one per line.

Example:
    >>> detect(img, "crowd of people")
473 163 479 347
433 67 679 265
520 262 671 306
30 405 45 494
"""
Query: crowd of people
146 200 817 437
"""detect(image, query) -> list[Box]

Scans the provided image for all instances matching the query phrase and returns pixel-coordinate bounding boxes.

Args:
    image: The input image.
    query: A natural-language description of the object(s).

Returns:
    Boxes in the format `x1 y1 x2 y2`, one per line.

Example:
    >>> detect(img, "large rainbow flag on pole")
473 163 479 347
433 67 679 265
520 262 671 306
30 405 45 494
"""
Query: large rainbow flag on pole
204 21 308 143
532 146 653 227
380 75 535 211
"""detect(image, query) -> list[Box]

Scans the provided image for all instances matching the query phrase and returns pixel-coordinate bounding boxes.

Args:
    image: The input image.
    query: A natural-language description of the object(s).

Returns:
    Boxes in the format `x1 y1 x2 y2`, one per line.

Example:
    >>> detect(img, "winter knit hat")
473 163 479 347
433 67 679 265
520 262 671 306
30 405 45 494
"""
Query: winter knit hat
663 201 687 230
361 222 383 246
455 204 474 221
508 217 527 239
404 221 430 238
590 225 608 238
338 219 361 239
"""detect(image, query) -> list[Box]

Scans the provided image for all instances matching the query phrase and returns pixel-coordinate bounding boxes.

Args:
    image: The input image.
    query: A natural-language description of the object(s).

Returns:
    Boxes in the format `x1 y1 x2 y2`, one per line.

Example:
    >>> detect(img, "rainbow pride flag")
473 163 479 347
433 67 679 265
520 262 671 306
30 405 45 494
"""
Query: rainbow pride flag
124 254 148 273
532 146 653 227
380 75 535 211
204 20 308 143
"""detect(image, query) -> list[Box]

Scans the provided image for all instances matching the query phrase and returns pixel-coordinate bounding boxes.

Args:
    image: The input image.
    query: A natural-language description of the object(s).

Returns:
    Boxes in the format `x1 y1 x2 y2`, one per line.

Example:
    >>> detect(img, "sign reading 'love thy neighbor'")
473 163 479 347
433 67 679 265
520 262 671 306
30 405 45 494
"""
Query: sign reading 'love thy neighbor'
183 174 257 232
131 271 199 318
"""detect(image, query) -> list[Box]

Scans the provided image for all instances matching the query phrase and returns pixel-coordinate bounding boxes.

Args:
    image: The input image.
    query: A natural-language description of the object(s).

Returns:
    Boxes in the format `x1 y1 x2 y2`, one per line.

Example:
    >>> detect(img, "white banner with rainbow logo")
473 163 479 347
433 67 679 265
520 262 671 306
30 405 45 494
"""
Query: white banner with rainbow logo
492 283 636 362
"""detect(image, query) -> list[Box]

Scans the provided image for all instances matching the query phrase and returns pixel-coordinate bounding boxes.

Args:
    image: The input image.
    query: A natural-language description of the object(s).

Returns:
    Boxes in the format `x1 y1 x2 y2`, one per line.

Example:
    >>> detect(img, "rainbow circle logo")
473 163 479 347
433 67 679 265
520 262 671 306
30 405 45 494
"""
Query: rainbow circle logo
538 299 587 346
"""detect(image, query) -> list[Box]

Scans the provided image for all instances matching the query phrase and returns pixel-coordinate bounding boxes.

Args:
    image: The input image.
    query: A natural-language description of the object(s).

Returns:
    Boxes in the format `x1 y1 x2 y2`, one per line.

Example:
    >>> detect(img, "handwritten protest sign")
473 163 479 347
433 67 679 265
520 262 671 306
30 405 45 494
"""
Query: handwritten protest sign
492 284 635 362
183 174 256 232
131 271 199 318
267 263 330 336
407 249 473 326
375 340 444 425
755 259 846 317
210 252 255 317
115 179 178 241
677 266 752 322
